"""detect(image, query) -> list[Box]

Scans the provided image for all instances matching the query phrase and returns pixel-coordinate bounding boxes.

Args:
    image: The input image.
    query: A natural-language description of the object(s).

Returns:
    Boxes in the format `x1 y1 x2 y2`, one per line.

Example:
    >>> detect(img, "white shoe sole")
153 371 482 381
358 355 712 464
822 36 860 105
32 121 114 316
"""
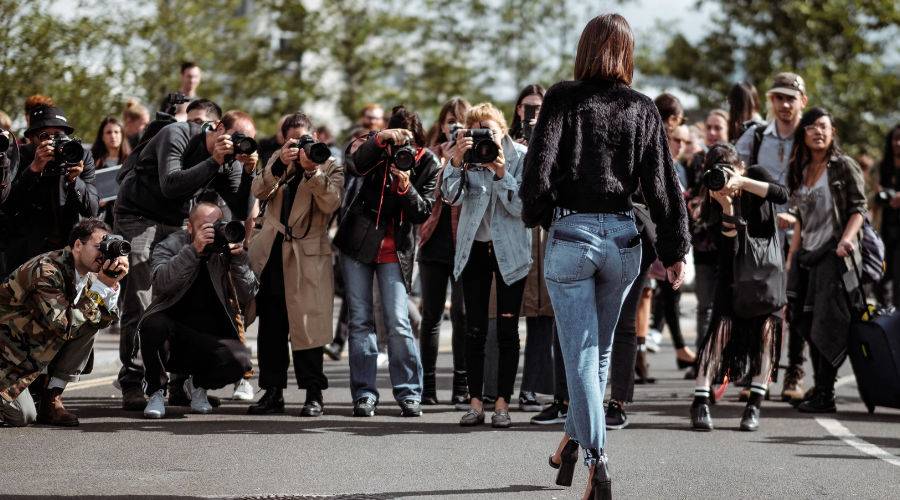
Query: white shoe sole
531 416 566 425
232 392 254 401
144 411 164 419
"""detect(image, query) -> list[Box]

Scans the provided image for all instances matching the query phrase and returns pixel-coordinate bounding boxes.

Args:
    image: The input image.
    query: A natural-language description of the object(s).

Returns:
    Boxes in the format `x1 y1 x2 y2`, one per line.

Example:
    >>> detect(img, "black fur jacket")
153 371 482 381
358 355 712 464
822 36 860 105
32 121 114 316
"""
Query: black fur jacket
519 79 690 266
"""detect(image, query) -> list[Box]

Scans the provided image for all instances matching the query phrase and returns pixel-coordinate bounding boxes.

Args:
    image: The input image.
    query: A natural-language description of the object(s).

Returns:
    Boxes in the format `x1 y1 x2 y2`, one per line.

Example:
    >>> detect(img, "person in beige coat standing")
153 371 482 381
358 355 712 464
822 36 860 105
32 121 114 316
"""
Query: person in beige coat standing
247 113 344 417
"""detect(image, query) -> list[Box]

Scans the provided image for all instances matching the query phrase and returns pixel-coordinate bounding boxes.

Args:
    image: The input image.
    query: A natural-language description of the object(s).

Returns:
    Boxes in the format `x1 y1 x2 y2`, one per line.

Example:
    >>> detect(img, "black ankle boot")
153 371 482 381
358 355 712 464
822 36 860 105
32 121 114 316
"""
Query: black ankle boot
740 392 762 431
422 372 438 405
798 388 836 413
552 440 579 487
691 397 713 431
248 388 285 415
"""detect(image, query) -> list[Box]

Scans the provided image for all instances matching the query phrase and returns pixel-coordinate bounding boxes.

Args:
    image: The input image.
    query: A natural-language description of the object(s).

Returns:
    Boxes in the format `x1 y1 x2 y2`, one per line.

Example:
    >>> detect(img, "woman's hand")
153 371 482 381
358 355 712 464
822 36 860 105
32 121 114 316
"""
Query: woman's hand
667 261 686 290
710 188 733 211
723 168 744 192
485 147 506 179
377 129 413 147
836 237 856 257
451 134 473 167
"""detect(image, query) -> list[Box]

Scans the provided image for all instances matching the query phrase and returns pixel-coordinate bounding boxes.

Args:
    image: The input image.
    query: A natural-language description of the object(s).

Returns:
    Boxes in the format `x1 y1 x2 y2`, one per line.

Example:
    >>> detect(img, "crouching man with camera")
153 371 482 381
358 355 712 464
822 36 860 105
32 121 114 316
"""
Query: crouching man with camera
247 112 344 417
5 106 99 271
139 202 256 419
1 219 127 427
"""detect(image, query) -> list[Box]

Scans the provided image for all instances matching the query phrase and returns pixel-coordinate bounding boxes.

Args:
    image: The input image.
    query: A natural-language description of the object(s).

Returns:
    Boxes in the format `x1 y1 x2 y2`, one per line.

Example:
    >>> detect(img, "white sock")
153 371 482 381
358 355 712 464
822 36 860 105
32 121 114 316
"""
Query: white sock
48 377 68 391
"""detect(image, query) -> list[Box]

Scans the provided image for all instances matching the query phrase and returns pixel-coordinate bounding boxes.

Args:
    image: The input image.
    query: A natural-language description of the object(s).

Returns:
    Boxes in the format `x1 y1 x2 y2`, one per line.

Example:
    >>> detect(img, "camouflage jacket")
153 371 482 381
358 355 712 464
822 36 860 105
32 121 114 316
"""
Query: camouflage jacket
0 248 118 401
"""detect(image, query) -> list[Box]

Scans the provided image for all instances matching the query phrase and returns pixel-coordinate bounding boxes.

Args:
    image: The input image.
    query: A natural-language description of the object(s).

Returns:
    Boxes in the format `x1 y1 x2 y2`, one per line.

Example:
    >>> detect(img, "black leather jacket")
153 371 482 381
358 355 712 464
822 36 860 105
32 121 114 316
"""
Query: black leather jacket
334 134 440 289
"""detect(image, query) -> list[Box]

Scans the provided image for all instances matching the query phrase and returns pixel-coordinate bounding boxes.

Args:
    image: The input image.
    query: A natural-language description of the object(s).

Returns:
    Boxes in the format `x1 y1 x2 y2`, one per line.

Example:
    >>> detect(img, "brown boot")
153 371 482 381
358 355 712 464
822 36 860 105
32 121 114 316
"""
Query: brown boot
781 366 805 402
39 387 79 427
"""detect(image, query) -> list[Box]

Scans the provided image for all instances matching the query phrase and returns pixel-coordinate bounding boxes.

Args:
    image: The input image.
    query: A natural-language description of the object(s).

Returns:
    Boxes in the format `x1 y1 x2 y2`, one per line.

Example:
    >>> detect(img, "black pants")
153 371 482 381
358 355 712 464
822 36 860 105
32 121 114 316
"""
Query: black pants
652 279 685 349
257 291 328 393
461 241 525 401
418 260 467 396
809 342 838 393
140 312 251 395
521 316 554 395
609 271 647 402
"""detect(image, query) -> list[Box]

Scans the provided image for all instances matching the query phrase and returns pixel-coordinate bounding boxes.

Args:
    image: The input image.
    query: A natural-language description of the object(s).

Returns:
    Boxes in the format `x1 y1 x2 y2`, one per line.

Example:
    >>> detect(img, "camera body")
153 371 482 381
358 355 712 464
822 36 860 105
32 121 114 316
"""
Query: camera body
387 140 416 172
224 133 258 168
296 135 331 165
98 234 132 277
877 188 898 204
163 92 192 115
522 104 539 141
0 132 9 154
206 220 246 255
702 164 732 191
451 126 499 165
39 131 83 176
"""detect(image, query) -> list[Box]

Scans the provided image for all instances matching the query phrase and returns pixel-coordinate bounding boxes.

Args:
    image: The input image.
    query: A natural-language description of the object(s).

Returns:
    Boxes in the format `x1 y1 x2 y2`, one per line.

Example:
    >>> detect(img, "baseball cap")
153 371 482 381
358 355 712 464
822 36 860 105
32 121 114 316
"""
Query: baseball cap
767 72 806 97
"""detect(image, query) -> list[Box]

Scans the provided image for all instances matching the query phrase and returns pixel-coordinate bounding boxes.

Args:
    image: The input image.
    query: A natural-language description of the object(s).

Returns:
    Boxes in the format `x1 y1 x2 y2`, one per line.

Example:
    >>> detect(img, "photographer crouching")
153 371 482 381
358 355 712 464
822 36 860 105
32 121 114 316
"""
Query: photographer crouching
334 106 440 418
248 112 344 417
4 106 99 271
139 202 256 418
1 219 127 427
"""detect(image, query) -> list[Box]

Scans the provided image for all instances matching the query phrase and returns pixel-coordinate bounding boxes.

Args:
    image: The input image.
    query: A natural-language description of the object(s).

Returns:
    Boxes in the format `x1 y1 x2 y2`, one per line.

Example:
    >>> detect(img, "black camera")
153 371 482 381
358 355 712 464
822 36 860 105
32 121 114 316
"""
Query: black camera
39 131 83 176
223 132 258 168
387 140 416 172
296 135 331 165
163 92 192 115
206 220 246 255
702 163 732 191
522 104 539 141
98 234 132 278
451 126 499 165
0 132 9 154
877 188 897 204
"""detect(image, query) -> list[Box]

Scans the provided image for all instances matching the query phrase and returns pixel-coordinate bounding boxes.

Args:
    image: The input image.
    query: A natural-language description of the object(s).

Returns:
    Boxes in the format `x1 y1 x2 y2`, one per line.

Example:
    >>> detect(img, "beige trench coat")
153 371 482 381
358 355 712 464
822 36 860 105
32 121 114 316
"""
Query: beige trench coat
248 154 344 350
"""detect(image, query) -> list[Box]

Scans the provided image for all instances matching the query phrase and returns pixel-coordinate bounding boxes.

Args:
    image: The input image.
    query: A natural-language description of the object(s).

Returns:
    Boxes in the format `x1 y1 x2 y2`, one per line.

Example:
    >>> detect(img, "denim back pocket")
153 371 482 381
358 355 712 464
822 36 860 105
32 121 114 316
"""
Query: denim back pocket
544 226 592 283
618 234 643 285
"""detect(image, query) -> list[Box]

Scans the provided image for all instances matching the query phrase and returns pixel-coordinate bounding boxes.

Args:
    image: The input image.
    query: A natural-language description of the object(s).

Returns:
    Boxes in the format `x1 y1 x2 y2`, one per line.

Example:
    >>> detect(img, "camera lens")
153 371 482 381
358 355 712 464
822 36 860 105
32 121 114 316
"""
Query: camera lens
393 147 416 172
59 140 83 165
219 220 246 244
703 168 728 191
232 134 258 155
0 133 9 152
474 140 499 164
305 143 331 164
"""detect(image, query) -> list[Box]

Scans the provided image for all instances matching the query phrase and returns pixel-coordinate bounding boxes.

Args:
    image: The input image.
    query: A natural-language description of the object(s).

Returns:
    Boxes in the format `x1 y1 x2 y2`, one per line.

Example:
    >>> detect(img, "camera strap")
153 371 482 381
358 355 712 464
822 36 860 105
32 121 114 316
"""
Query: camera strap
447 163 469 206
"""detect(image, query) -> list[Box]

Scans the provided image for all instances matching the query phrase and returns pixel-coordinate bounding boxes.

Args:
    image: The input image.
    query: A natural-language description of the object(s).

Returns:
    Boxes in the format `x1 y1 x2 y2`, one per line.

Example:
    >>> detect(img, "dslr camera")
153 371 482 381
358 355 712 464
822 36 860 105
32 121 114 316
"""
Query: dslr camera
296 135 331 165
205 220 246 255
450 125 499 165
224 132 258 168
522 104 539 141
0 132 10 155
39 131 83 176
702 163 732 191
384 138 416 172
163 92 192 115
98 234 132 278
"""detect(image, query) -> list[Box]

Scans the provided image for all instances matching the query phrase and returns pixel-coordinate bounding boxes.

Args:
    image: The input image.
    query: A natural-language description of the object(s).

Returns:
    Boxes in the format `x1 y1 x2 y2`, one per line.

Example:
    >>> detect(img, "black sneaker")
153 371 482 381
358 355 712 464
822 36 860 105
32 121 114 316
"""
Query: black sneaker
531 400 568 425
353 396 377 417
797 390 836 413
605 400 629 430
519 391 542 412
399 400 422 417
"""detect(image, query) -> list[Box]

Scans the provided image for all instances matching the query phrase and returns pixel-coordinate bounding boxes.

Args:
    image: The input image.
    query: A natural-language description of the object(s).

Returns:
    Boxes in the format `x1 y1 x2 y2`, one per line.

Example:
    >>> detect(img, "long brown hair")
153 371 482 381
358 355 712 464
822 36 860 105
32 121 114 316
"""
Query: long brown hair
90 116 131 167
425 97 471 147
787 107 841 193
573 14 634 85
509 84 546 140
727 82 760 142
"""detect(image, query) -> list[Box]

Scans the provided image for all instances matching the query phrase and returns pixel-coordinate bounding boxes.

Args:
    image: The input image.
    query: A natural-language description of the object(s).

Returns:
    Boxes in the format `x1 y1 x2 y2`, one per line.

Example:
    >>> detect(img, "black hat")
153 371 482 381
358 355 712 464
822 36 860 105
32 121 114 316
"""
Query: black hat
25 106 74 137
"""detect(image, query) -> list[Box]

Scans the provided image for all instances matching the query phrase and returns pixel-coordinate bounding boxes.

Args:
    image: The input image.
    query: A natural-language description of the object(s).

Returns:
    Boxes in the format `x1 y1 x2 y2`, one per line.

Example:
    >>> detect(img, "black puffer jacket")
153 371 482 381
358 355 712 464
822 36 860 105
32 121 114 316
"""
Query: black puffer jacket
334 134 440 289
520 79 690 266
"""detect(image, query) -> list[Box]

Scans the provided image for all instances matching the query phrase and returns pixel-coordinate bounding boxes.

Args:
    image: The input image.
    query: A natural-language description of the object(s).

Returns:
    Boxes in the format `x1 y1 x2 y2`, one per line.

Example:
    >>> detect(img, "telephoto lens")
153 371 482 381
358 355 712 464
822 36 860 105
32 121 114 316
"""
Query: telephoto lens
296 135 331 164
0 133 9 153
392 144 417 172
702 164 730 192
208 220 247 254
231 133 258 155
98 234 132 278
461 129 499 164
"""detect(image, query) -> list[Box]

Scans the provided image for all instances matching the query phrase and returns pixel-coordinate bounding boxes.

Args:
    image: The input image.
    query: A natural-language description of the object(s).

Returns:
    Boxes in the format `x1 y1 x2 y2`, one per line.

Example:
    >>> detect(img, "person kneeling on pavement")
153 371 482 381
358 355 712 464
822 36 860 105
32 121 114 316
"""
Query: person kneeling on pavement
1 219 126 427
140 202 256 418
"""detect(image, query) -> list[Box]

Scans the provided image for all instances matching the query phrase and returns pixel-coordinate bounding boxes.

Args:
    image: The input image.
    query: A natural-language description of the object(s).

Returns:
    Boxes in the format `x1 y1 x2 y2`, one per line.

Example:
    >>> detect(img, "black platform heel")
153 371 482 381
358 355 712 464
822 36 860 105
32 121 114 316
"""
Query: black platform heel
554 440 579 487
589 457 612 500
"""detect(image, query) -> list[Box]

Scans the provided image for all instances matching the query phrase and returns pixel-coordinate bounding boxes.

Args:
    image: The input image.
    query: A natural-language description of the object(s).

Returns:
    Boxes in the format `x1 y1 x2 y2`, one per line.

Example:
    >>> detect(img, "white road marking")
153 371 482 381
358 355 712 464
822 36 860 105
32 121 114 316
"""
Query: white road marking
816 417 900 468
68 375 119 391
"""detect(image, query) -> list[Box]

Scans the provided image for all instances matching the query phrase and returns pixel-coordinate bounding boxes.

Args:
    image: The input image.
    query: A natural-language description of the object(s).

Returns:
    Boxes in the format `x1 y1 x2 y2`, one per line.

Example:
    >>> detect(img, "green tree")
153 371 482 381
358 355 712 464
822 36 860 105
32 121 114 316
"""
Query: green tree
638 0 900 155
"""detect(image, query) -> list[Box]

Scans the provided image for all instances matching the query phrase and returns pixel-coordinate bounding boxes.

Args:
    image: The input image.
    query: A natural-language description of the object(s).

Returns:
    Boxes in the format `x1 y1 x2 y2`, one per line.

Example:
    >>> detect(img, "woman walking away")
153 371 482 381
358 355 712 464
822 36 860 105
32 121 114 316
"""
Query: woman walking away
786 107 867 413
690 144 788 432
520 14 690 500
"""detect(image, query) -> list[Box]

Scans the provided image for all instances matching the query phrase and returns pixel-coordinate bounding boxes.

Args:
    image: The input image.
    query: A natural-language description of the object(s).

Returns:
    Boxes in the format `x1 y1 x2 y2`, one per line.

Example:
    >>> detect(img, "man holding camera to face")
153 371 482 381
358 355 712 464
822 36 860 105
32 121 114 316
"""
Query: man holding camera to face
1 219 127 427
4 106 99 273
114 100 258 411
139 202 256 419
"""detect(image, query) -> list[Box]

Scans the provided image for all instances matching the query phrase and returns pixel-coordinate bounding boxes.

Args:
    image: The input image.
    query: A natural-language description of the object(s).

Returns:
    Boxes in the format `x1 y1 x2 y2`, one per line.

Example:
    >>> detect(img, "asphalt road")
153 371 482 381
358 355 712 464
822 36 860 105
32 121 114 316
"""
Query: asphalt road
2 306 900 499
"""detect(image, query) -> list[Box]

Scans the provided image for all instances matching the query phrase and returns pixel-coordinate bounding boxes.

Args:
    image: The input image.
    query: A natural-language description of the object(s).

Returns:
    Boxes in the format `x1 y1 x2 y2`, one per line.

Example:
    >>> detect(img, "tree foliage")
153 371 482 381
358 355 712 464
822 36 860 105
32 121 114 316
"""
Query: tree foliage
638 0 900 154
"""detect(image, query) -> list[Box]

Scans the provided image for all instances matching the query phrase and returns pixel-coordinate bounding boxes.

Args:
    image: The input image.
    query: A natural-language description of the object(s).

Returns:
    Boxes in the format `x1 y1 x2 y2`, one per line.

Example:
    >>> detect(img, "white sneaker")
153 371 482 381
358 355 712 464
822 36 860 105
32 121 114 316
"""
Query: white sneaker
645 329 662 353
376 351 389 367
143 389 166 419
232 379 255 401
184 377 213 414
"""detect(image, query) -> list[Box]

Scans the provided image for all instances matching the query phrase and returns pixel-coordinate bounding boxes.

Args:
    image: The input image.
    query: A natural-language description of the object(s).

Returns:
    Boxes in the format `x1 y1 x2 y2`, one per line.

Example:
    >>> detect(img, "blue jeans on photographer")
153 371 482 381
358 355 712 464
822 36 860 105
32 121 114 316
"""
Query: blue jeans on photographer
544 211 641 465
341 255 423 403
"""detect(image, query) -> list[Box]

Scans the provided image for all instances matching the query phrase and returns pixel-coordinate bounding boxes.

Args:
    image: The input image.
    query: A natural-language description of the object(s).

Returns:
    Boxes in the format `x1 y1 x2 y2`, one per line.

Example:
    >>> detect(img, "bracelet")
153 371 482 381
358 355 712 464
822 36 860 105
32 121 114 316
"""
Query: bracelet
721 228 738 237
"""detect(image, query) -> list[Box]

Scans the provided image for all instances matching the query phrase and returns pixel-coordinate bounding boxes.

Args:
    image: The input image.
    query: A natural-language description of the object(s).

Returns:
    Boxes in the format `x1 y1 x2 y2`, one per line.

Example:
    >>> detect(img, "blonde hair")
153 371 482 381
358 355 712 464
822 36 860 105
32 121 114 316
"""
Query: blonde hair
122 98 149 122
0 110 11 130
465 103 508 134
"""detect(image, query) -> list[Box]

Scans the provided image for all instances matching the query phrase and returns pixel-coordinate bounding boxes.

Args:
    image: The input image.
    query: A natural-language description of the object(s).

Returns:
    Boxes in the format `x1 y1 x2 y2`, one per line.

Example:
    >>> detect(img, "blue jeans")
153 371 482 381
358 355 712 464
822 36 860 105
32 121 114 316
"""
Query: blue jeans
342 255 423 403
544 212 641 465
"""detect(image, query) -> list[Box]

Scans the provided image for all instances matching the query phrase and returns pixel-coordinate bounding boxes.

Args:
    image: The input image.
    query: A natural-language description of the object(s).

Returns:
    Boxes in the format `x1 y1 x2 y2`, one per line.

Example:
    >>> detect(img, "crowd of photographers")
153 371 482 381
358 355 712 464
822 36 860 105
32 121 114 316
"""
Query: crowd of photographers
0 59 898 432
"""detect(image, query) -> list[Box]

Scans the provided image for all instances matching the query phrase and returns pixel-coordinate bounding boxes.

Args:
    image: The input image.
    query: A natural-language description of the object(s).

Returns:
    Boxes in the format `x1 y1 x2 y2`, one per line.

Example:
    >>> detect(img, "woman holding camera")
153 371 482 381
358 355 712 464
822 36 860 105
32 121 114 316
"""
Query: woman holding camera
520 15 689 499
787 107 867 413
335 106 441 418
689 143 787 432
442 103 531 428
418 97 470 407
248 112 344 417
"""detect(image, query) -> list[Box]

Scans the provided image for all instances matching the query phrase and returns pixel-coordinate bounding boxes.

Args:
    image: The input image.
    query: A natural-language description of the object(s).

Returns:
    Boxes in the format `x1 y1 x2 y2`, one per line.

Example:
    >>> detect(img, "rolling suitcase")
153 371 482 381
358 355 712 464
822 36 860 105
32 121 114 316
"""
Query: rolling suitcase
846 309 900 414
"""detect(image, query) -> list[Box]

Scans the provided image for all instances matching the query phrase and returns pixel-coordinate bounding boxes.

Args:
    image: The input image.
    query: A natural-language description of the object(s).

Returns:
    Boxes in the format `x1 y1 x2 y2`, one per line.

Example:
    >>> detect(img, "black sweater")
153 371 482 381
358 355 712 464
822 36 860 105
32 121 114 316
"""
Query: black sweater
520 79 690 266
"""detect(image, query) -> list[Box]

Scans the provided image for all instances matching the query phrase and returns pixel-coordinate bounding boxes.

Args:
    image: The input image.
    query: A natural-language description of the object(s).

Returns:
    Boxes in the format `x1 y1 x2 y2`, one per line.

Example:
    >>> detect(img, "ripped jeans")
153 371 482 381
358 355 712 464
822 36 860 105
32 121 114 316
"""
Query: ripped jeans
461 241 526 402
544 212 641 465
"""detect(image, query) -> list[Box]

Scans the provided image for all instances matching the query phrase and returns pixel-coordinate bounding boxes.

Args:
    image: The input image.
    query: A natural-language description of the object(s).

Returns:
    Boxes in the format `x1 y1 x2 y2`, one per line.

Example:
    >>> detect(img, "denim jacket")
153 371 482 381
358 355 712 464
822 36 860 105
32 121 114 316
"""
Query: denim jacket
442 135 532 285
